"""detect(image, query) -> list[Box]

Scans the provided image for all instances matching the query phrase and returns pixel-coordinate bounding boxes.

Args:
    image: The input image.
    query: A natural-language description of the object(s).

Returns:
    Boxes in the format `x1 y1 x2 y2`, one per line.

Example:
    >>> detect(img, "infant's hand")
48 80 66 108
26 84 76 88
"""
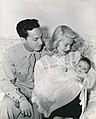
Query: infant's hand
76 76 85 84
79 76 84 83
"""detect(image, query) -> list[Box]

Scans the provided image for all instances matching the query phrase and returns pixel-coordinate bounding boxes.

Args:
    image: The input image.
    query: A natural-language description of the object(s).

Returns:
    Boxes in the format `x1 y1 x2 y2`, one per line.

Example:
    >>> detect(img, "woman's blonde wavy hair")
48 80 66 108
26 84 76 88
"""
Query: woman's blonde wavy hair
45 25 79 55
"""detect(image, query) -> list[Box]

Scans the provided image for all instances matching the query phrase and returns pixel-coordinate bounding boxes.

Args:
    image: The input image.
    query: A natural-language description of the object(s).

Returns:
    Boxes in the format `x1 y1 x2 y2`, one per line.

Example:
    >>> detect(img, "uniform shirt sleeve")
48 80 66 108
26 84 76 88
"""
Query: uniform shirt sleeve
0 51 25 103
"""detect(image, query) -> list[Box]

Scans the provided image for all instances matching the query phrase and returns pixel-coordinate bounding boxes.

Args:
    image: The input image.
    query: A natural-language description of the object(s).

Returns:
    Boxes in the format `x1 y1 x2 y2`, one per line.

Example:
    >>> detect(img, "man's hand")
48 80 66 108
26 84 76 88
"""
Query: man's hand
19 99 33 118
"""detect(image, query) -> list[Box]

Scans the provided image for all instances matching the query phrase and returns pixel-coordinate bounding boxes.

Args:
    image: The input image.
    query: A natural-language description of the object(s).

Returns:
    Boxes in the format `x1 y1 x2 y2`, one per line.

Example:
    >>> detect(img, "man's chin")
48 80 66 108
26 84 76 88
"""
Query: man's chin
35 47 43 52
35 49 42 52
65 50 70 54
62 51 68 55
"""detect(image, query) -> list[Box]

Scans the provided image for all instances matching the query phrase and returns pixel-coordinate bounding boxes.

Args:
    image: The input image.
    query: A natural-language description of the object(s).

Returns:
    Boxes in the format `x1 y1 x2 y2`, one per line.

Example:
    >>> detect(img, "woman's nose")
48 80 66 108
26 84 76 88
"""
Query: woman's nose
66 45 70 50
38 38 43 45
79 68 82 72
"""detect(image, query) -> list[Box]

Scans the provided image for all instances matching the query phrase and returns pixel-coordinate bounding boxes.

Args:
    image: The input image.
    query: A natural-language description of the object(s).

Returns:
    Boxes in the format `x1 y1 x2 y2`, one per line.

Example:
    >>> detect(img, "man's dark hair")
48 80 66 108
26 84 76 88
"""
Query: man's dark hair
79 57 91 71
16 19 40 39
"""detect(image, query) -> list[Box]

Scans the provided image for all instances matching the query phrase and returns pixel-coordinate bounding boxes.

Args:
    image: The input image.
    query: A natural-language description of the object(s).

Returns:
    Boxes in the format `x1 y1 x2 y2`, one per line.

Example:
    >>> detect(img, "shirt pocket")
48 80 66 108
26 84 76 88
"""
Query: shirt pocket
15 68 29 82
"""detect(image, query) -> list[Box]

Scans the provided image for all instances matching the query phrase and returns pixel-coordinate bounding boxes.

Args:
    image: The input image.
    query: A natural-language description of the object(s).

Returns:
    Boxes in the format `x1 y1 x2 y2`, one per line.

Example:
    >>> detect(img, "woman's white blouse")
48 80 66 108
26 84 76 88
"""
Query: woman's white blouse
32 52 95 117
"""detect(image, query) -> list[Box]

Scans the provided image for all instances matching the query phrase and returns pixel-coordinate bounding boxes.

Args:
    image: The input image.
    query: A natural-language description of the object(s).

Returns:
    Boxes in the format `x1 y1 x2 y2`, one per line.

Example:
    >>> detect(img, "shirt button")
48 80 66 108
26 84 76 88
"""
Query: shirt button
16 88 18 91
19 72 21 74
16 99 18 102
7 93 10 95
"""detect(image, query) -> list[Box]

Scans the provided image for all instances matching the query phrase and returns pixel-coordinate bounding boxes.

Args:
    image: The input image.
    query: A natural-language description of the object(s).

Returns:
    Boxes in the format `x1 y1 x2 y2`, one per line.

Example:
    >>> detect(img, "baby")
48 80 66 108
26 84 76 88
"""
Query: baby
32 57 92 118
72 57 91 84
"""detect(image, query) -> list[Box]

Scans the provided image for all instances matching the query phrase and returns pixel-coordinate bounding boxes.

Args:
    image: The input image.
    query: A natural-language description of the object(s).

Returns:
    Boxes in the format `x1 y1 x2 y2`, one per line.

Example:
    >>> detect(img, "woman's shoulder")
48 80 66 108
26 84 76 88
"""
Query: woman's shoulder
36 55 49 66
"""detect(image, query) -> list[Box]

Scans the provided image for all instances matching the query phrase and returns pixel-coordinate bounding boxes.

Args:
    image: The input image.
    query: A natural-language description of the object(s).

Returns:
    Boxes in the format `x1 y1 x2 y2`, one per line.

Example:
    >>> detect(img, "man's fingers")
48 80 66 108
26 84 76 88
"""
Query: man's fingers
24 110 28 117
30 107 33 117
26 109 31 117
22 111 25 116
22 109 32 117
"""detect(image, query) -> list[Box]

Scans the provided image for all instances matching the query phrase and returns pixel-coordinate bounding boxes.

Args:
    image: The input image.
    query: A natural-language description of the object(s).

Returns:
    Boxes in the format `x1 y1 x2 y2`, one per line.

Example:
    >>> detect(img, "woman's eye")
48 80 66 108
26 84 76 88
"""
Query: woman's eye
65 44 68 46
34 38 38 41
79 65 81 67
83 68 86 70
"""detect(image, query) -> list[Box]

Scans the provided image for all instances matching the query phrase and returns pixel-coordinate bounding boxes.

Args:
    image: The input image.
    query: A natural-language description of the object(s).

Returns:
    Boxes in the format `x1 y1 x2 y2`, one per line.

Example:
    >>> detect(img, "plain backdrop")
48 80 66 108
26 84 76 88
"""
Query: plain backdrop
0 0 96 38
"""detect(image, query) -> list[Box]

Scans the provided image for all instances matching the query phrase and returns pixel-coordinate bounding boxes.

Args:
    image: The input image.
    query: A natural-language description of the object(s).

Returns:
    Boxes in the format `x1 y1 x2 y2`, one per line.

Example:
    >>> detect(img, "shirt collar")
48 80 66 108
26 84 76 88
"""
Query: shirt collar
22 43 35 58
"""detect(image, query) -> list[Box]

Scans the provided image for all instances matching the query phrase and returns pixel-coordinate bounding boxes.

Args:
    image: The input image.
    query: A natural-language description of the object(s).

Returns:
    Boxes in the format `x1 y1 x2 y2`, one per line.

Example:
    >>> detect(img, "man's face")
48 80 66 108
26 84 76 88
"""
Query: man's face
75 60 90 74
57 35 73 55
25 28 43 52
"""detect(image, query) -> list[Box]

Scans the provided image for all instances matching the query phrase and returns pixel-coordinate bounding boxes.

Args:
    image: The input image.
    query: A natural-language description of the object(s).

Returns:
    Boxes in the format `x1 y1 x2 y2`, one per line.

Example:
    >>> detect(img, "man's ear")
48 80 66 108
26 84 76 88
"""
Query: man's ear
20 37 26 43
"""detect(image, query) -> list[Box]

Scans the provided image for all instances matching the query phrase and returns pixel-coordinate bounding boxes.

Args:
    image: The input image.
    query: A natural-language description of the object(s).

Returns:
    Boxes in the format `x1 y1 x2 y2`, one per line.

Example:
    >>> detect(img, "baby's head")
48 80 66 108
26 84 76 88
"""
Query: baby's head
75 57 91 74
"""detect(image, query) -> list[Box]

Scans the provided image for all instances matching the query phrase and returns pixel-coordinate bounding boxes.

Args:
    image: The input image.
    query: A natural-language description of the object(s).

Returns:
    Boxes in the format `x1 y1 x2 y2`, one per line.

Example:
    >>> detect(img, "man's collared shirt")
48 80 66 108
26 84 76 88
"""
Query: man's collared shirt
0 43 41 102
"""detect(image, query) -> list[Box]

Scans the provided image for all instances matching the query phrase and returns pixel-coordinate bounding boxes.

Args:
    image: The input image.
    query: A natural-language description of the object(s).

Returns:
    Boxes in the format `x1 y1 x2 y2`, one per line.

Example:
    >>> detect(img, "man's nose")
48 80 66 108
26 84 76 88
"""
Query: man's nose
38 38 43 45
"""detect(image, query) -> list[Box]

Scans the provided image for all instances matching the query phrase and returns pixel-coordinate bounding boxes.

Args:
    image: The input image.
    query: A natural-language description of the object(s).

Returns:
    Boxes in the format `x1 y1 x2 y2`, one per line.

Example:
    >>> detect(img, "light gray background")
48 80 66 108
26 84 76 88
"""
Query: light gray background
0 0 96 38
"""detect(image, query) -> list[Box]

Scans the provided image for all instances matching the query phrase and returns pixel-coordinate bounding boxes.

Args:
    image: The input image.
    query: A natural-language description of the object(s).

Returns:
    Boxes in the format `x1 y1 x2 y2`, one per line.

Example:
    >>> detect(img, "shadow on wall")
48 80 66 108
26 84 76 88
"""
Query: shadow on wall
41 26 51 46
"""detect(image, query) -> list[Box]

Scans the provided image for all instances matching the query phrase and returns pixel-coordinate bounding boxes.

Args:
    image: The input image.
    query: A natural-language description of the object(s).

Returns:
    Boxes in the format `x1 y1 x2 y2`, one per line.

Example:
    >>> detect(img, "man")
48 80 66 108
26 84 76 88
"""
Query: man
0 19 44 119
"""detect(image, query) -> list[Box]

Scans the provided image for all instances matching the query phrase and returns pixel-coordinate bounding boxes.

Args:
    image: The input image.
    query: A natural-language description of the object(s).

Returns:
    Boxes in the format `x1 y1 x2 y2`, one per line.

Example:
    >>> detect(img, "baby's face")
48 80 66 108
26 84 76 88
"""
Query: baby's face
75 60 89 74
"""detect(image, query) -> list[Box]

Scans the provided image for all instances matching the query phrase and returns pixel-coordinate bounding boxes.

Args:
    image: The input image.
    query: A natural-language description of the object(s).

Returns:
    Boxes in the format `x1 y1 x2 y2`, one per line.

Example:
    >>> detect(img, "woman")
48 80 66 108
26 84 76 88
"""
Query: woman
32 25 95 119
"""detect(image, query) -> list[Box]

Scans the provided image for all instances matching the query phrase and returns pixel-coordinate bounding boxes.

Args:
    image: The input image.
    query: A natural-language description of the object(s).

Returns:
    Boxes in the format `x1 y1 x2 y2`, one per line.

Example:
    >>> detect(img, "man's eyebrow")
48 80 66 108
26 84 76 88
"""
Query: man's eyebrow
33 35 43 39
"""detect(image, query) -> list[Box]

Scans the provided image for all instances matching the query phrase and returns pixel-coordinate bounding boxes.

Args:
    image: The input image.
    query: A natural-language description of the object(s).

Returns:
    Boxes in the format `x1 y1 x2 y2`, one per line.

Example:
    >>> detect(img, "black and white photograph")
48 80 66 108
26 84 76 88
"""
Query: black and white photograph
0 0 96 119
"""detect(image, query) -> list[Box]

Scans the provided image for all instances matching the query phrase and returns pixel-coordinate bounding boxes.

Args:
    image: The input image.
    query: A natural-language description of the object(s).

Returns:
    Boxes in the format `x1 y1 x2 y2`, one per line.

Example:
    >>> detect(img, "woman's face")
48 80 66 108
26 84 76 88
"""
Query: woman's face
57 35 74 55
